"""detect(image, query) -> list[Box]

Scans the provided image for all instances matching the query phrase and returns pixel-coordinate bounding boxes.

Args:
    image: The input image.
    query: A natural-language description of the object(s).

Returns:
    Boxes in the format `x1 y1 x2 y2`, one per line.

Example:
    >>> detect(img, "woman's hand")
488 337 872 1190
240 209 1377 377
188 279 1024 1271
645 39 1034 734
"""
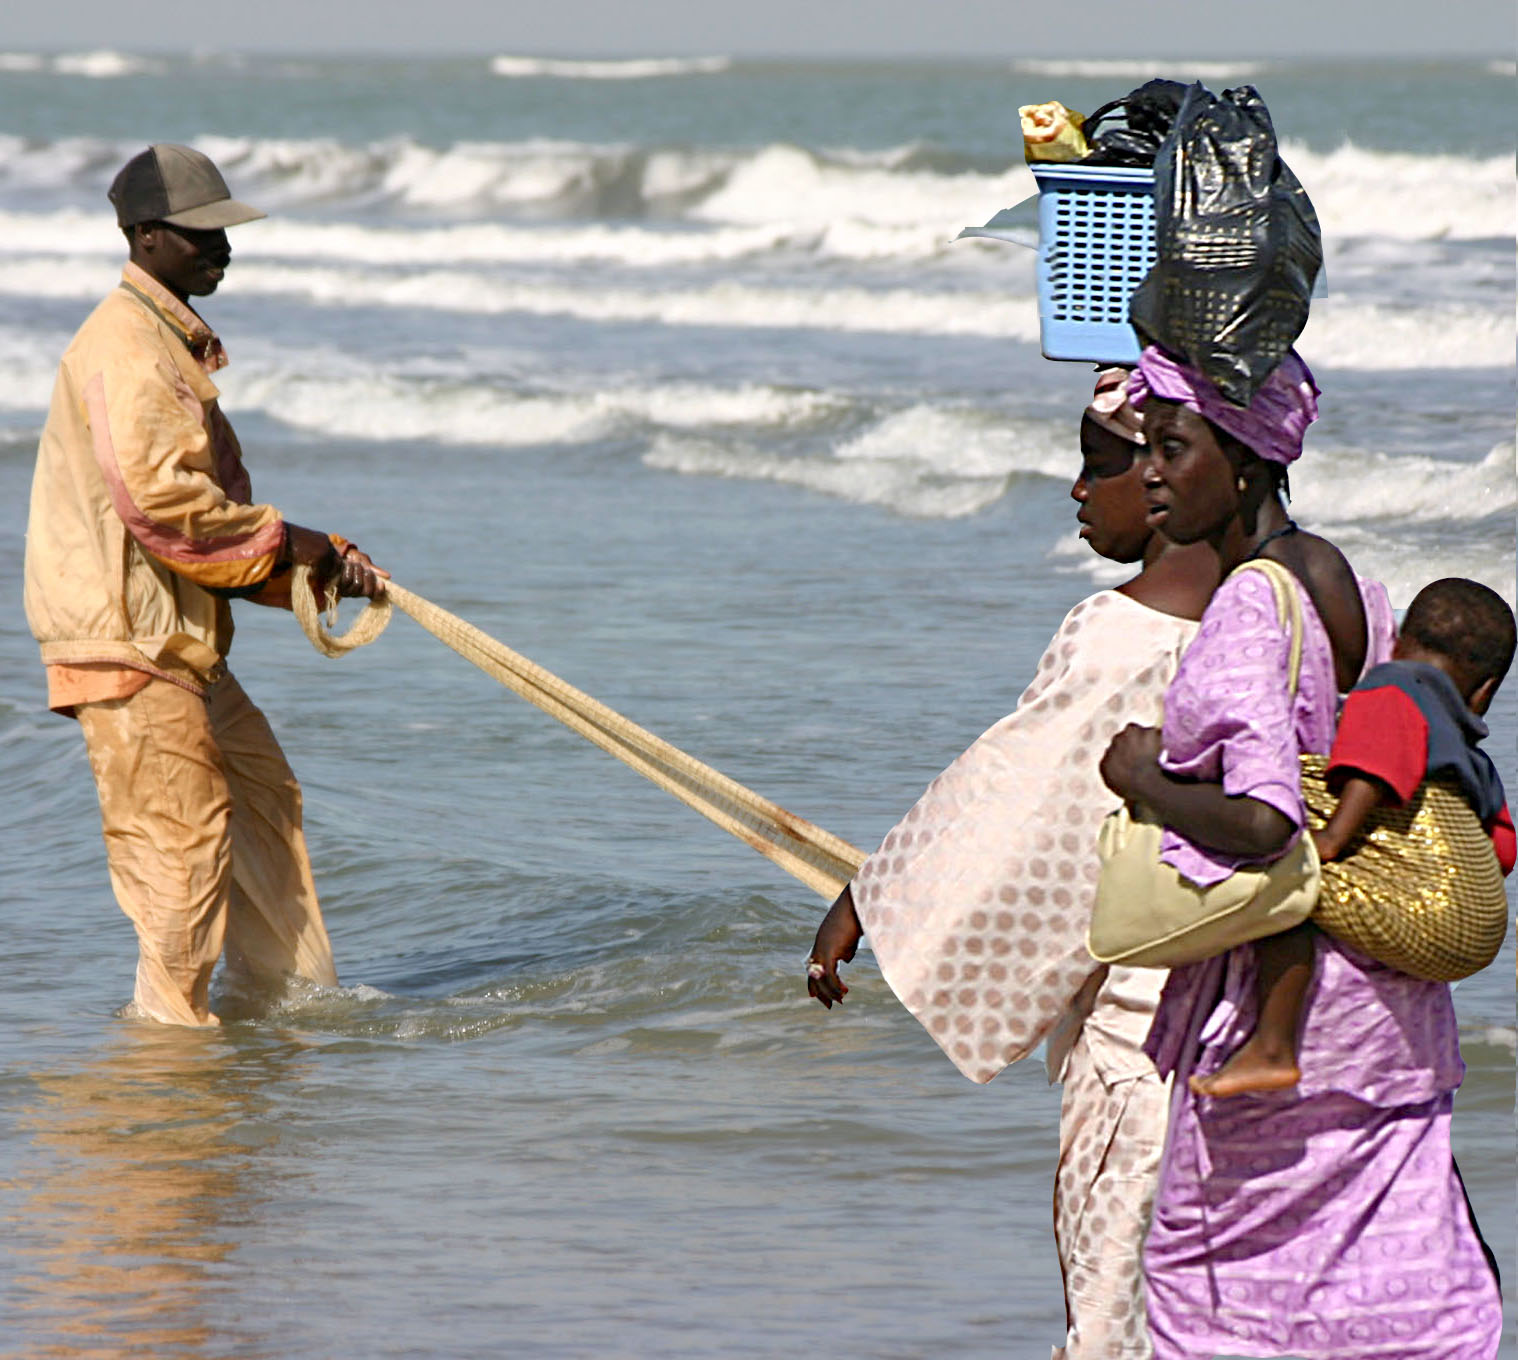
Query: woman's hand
807 885 862 1009
1102 723 1297 858
1099 723 1164 801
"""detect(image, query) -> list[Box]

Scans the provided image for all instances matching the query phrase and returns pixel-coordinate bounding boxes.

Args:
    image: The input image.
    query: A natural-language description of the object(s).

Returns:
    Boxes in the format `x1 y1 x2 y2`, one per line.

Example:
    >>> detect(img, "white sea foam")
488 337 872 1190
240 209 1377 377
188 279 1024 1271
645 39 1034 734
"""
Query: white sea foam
1486 60 1517 77
490 55 731 80
0 53 46 72
1300 523 1515 610
687 143 1031 229
1474 1025 1518 1052
832 405 1071 480
645 434 1012 519
0 137 132 197
1012 59 1264 80
0 328 69 410
51 50 159 78
1263 441 1515 607
5 178 1508 281
1046 529 1134 585
647 409 1516 552
1292 440 1516 528
0 312 848 442
0 206 969 269
5 294 1500 547
1297 301 1514 371
0 254 1042 338
158 132 1028 232
228 369 845 446
0 135 1508 244
1284 141 1516 242
644 409 1071 518
2 253 1510 364
217 264 1051 340
196 133 745 217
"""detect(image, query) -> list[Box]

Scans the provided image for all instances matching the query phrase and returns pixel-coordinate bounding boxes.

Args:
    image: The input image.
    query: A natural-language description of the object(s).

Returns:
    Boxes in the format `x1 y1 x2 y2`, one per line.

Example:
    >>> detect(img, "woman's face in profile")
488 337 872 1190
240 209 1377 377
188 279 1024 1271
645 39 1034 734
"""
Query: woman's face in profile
1071 416 1151 564
1137 401 1238 545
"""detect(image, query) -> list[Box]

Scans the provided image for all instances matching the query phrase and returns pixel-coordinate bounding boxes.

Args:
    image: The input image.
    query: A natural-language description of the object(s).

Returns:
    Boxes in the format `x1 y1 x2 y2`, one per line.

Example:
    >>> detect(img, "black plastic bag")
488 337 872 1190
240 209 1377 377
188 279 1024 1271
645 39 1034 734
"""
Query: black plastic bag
1127 83 1321 406
1079 79 1191 167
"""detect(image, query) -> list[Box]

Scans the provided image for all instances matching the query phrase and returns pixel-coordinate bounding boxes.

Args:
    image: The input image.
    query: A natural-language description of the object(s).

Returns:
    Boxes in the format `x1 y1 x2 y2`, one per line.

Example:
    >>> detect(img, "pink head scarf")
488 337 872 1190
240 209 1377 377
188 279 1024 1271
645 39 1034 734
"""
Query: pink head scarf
1126 345 1320 466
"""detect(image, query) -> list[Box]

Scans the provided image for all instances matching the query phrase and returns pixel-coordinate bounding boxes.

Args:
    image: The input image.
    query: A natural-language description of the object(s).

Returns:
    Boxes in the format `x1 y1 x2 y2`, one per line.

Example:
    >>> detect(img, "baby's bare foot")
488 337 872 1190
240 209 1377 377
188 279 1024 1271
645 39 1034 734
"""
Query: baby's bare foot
1190 1038 1300 1099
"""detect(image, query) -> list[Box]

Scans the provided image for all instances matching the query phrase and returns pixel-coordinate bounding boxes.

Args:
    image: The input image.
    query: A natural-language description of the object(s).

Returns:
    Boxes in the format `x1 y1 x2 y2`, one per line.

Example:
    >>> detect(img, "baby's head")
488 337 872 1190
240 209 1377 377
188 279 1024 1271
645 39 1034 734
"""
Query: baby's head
1394 578 1517 716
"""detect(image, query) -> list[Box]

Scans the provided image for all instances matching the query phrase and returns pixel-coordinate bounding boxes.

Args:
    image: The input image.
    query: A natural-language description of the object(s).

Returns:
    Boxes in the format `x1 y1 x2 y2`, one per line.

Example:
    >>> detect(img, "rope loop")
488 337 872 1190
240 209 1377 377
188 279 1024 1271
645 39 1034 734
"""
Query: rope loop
291 563 393 658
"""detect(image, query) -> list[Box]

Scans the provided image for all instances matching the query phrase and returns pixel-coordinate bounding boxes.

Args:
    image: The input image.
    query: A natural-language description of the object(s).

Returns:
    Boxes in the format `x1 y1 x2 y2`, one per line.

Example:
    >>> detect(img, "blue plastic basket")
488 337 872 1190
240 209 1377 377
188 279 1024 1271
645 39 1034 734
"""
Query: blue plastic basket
1032 163 1155 364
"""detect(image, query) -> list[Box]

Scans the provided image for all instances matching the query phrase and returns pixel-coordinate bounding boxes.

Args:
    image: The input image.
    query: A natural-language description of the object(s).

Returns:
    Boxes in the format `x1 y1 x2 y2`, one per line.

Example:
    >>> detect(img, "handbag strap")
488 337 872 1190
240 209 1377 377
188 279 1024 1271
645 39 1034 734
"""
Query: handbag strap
1229 558 1305 698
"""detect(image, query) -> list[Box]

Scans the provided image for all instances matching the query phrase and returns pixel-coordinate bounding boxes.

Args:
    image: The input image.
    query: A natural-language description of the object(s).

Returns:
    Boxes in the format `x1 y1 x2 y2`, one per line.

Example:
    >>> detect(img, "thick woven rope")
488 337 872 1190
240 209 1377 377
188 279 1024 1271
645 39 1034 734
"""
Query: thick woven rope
291 567 864 900
1301 754 1509 982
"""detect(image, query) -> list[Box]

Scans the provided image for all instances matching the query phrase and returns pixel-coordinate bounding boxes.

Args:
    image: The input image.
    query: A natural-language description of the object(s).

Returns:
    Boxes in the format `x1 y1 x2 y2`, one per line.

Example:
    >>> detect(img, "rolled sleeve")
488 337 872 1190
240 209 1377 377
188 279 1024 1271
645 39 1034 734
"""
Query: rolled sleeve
1236 779 1303 828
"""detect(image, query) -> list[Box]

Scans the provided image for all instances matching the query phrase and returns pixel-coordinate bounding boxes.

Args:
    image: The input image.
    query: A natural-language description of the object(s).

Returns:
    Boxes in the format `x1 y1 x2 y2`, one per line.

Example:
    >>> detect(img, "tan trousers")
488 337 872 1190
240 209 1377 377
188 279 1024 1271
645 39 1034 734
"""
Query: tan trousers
1051 1032 1170 1360
77 673 338 1026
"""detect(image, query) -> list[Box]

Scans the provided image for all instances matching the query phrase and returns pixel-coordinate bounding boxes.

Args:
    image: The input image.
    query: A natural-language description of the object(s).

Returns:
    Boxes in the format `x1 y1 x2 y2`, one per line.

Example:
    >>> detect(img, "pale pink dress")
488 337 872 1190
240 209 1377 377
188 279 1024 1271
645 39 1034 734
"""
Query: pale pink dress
852 589 1198 1359
1141 567 1501 1360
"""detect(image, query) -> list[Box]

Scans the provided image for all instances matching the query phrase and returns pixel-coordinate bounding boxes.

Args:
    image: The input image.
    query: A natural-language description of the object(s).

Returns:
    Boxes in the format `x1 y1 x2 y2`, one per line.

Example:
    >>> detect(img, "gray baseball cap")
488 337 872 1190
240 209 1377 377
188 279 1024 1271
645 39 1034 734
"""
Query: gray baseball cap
108 143 266 230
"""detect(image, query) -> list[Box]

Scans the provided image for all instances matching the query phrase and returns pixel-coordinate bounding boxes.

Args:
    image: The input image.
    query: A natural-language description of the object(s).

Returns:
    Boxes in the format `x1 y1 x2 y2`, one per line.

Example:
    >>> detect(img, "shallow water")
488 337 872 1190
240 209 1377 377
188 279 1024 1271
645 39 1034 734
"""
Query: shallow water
2 437 1513 1356
0 51 1513 1358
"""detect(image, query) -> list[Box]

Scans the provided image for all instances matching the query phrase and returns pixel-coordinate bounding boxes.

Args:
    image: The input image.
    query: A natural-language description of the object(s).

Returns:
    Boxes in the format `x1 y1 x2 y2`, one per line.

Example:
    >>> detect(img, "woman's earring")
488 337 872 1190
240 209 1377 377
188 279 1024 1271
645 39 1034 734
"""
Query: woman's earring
1236 476 1247 493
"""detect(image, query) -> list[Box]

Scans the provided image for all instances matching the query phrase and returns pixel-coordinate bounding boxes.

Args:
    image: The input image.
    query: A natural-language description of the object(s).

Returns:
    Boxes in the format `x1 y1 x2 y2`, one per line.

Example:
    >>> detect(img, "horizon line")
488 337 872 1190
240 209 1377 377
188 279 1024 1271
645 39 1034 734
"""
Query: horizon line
0 46 1508 63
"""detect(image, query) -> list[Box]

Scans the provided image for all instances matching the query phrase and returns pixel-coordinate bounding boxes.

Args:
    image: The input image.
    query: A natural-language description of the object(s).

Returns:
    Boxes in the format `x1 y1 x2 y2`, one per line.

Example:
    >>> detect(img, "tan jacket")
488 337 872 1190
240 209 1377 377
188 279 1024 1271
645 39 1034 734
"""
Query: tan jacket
24 264 285 694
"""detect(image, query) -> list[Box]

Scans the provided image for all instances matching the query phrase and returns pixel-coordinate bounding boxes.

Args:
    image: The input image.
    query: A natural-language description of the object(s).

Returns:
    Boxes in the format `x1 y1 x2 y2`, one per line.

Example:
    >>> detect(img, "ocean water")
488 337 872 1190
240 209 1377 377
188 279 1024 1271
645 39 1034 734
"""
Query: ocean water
0 52 1512 1358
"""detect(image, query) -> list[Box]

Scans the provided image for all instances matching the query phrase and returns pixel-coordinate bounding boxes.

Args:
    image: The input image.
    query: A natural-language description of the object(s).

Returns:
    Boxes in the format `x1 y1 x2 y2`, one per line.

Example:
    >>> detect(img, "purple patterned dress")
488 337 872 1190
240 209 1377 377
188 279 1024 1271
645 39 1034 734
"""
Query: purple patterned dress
1140 567 1502 1359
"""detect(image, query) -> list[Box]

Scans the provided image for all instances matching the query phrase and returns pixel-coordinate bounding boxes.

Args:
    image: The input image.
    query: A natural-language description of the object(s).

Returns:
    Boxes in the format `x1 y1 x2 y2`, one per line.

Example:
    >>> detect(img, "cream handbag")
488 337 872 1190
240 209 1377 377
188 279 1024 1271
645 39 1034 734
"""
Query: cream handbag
1087 558 1321 968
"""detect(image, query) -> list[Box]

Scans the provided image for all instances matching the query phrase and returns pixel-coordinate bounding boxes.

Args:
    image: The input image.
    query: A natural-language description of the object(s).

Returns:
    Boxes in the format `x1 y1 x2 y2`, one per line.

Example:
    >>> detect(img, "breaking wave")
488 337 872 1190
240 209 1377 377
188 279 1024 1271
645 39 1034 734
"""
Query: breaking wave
0 50 161 78
234 372 848 447
489 55 731 80
1011 59 1264 80
642 417 1057 521
0 208 956 268
0 134 1508 242
0 255 1044 340
0 248 1508 365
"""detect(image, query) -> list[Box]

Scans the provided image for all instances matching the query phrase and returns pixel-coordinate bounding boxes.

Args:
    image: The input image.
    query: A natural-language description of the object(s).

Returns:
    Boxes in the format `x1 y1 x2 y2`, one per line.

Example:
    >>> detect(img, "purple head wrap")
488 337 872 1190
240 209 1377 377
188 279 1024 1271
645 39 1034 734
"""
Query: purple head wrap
1126 345 1320 466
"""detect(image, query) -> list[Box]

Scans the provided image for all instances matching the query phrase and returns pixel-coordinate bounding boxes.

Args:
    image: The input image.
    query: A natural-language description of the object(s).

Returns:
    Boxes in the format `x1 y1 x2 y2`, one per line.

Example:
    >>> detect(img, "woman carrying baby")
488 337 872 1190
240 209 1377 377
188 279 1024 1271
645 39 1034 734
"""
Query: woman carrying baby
1097 345 1501 1359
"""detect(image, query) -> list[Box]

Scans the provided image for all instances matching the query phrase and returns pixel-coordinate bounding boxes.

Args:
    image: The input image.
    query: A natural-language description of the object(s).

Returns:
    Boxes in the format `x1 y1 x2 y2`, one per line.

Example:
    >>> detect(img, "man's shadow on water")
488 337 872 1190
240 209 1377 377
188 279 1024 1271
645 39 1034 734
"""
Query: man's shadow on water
3 1022 314 1360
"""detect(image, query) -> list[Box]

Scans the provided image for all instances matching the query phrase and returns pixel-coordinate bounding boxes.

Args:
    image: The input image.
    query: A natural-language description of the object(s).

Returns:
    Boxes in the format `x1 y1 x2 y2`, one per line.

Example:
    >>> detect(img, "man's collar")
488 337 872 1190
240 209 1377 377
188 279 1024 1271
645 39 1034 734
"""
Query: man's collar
119 262 228 374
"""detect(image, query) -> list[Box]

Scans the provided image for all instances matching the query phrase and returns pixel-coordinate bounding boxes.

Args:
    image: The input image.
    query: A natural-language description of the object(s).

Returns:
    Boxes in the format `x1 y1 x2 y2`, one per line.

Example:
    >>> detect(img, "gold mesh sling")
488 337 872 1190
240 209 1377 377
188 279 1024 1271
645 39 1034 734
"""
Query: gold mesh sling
1088 548 1509 979
1301 753 1508 982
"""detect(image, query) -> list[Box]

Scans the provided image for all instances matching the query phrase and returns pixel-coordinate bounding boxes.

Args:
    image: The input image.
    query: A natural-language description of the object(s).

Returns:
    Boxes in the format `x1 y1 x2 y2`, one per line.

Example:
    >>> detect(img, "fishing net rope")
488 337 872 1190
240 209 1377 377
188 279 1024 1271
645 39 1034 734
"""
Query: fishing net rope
291 567 864 900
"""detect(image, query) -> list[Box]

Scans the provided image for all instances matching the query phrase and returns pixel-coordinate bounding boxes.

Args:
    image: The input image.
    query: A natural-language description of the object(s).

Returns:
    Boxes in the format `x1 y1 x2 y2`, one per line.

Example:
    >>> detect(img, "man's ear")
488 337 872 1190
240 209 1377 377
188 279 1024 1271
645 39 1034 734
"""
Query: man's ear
1469 674 1499 716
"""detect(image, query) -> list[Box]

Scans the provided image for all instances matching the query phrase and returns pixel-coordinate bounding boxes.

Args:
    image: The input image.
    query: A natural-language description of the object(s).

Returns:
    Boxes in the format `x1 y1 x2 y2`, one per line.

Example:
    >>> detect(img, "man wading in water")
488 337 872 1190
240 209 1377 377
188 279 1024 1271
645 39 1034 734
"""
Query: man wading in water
24 144 386 1026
